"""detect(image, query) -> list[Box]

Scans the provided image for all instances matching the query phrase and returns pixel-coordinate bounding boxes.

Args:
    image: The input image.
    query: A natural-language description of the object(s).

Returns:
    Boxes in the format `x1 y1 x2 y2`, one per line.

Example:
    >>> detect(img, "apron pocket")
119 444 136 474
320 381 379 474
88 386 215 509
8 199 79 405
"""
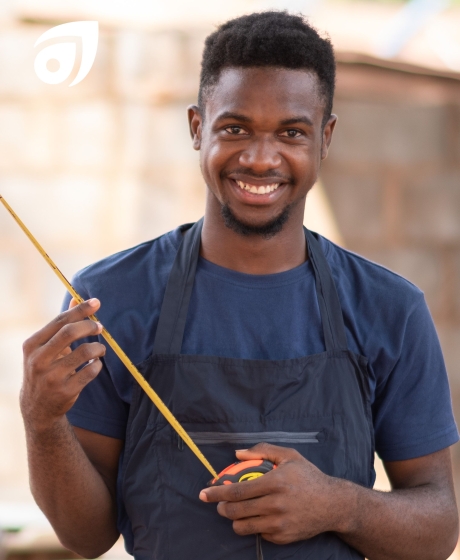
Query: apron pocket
174 418 347 480
155 424 351 559
186 431 320 445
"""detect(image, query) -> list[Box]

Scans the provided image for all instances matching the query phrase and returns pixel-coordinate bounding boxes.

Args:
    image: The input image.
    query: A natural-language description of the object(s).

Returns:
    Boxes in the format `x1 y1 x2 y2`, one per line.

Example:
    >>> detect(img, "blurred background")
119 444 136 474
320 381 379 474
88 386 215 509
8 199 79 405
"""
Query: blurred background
0 0 460 557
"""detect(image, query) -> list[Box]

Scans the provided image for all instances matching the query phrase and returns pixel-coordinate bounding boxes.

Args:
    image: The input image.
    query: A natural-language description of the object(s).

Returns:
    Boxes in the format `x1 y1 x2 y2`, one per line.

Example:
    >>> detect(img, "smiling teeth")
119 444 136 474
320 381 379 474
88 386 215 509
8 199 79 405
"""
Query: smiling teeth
236 181 280 194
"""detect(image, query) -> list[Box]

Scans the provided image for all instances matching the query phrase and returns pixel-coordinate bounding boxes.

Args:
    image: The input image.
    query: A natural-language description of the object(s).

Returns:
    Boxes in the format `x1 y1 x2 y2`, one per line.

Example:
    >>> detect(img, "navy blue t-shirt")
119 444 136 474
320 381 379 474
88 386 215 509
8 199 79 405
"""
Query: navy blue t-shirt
64 226 458 463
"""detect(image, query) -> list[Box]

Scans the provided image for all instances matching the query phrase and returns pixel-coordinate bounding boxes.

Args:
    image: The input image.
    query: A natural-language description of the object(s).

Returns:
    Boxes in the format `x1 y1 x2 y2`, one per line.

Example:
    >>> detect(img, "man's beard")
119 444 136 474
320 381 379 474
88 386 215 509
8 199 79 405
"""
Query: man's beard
220 204 292 239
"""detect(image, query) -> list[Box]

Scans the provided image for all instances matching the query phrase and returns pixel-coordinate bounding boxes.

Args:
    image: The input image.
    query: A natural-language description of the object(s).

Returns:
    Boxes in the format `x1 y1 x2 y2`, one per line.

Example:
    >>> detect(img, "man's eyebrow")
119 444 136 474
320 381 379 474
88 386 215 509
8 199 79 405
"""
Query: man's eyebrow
213 112 314 127
214 111 252 123
280 116 314 127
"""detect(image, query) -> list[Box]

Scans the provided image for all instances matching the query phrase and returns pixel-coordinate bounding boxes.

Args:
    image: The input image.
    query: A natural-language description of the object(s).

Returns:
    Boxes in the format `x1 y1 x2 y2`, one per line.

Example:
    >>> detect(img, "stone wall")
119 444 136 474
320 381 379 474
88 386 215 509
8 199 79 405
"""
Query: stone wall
322 58 460 484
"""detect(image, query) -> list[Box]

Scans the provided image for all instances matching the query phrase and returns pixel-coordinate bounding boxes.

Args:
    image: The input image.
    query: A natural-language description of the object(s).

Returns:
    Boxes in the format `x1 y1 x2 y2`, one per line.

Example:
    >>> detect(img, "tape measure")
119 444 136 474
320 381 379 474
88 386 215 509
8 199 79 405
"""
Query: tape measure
208 459 276 487
208 460 276 560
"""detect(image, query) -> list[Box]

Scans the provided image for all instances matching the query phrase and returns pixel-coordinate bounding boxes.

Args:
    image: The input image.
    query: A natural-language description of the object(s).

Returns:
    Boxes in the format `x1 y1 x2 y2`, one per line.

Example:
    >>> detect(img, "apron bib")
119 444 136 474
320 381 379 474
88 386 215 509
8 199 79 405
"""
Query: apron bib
122 219 374 559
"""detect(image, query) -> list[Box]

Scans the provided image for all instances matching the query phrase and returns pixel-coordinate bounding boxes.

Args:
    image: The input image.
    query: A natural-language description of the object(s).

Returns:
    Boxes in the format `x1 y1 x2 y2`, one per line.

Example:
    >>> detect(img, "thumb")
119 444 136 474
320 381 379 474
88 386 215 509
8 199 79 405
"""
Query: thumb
235 442 296 466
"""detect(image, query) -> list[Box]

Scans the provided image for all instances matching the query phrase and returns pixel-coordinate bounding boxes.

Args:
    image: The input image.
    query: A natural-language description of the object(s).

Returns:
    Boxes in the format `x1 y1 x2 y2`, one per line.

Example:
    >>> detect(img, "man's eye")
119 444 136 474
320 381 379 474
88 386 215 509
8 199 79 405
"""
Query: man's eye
281 129 302 138
225 126 246 135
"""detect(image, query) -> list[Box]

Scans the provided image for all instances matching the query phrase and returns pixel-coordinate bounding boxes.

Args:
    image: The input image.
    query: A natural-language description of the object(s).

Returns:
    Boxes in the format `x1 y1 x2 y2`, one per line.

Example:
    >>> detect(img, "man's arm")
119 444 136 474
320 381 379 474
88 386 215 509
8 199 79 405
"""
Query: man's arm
340 448 458 559
21 299 123 558
200 443 459 560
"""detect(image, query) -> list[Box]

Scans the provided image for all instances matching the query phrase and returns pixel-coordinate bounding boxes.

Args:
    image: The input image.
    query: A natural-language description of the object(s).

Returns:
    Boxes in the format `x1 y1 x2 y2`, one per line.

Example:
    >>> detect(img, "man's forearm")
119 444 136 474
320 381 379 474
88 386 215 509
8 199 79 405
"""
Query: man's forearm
334 478 459 560
25 416 119 558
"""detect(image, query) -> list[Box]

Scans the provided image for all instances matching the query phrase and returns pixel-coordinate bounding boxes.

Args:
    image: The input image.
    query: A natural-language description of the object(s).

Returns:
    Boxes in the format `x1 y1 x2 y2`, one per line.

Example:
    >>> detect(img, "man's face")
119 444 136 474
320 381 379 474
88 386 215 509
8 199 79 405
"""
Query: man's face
188 67 336 236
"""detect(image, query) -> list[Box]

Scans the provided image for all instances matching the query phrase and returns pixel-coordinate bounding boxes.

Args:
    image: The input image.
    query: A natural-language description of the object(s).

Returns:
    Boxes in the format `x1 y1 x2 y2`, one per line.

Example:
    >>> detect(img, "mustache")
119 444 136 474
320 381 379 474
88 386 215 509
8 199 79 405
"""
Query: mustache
223 169 292 183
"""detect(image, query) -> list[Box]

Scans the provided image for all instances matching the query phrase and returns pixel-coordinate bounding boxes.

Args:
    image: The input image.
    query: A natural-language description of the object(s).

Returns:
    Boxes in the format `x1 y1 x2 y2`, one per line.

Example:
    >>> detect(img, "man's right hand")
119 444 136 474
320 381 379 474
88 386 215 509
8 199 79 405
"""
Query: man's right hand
20 298 106 432
20 297 121 557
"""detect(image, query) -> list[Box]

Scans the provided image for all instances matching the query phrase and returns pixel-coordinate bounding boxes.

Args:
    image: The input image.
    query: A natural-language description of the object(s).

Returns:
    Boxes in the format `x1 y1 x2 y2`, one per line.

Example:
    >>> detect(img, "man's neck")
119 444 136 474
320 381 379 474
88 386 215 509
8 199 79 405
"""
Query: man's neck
200 202 308 276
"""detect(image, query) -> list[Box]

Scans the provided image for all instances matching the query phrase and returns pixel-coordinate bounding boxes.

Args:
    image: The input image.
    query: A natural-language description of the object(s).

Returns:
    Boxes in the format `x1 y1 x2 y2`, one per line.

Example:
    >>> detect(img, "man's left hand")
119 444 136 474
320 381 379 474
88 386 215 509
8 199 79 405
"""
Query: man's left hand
199 443 347 545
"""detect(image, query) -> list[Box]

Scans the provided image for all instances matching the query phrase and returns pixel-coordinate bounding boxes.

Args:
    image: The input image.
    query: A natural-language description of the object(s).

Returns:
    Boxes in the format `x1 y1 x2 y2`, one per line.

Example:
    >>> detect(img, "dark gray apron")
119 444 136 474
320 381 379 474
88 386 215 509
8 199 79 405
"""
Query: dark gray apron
121 219 374 559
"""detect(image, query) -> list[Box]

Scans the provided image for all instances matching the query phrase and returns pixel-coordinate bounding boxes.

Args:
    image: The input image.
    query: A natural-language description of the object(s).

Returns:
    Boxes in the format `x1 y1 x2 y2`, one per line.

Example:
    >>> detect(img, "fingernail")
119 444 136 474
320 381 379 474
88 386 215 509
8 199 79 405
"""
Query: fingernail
199 491 208 502
236 449 248 453
88 298 99 306
95 321 103 330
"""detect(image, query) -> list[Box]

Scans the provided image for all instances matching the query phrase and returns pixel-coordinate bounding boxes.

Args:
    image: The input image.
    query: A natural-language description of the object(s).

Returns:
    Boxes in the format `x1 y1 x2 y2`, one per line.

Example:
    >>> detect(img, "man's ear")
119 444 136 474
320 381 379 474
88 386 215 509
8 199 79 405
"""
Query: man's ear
321 114 337 160
187 105 203 151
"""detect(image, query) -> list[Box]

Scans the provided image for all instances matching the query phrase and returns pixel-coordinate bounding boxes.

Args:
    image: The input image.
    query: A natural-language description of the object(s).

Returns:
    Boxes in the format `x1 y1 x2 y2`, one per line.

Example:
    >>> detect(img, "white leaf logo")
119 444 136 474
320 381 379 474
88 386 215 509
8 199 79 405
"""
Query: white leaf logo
34 21 99 86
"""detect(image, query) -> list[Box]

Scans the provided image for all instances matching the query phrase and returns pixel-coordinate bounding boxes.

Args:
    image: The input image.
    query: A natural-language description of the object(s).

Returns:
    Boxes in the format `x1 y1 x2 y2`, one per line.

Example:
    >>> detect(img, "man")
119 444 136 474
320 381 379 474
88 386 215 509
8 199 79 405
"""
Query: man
20 11 459 560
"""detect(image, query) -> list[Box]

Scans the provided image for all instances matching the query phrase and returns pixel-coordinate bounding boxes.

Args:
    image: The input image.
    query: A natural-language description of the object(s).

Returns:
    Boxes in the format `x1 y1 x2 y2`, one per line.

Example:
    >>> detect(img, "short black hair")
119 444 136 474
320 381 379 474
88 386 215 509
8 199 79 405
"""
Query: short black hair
198 11 336 127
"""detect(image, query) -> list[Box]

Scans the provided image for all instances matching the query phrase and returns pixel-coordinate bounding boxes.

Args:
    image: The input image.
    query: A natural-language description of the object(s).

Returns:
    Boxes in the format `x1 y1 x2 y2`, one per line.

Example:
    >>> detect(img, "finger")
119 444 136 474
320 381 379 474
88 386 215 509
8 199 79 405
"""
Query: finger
200 472 274 503
217 494 273 521
40 320 103 363
57 346 72 360
233 515 287 539
60 359 104 409
24 299 101 350
232 516 268 537
235 442 298 465
68 357 104 389
57 301 79 358
56 342 106 375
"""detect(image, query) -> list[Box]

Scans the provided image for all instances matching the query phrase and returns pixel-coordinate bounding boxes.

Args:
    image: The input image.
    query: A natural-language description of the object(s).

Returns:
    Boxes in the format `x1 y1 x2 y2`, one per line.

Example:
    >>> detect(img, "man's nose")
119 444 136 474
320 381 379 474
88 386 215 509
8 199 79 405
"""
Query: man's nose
238 136 282 172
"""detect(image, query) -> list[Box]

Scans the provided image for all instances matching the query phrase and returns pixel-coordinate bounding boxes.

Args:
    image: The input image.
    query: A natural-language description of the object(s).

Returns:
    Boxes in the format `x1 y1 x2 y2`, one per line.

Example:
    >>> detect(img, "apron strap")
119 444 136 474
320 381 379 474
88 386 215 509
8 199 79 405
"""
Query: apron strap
152 219 203 355
152 219 348 355
305 228 348 352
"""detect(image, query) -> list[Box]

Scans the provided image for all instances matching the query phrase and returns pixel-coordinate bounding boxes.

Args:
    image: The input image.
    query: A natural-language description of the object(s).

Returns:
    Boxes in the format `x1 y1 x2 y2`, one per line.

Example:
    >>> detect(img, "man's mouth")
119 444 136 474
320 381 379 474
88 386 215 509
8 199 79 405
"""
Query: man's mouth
235 180 280 195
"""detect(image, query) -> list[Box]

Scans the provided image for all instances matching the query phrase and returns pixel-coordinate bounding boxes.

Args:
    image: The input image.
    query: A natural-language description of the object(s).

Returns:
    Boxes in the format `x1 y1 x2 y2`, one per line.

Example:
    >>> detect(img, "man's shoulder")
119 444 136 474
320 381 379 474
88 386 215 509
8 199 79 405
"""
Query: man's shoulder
319 235 424 314
73 226 183 292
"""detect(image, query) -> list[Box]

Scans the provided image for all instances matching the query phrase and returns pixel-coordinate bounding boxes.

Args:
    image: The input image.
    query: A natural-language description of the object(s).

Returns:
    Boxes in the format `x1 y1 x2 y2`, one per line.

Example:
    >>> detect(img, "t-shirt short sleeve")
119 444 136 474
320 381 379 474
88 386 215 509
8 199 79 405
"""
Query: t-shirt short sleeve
372 294 458 461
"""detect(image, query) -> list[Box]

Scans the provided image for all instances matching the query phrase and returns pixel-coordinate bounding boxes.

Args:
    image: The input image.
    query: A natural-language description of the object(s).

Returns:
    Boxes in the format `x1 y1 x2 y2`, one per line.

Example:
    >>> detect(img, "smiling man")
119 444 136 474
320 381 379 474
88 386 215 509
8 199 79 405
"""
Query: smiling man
20 11 459 560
